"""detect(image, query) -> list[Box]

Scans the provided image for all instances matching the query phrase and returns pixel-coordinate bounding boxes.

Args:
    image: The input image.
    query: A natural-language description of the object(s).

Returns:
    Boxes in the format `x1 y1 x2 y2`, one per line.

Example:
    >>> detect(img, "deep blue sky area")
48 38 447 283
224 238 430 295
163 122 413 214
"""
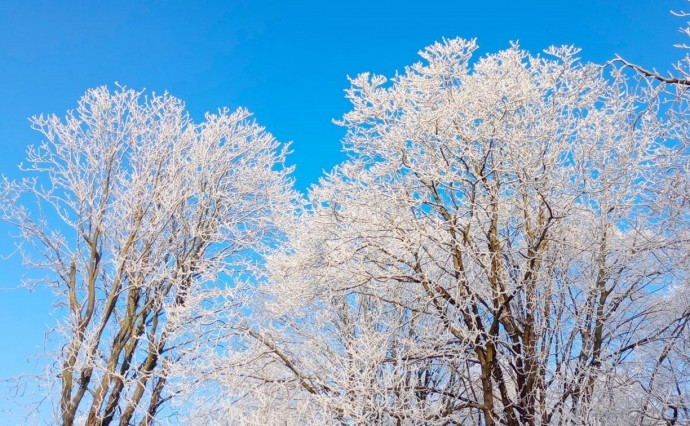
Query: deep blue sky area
0 0 684 422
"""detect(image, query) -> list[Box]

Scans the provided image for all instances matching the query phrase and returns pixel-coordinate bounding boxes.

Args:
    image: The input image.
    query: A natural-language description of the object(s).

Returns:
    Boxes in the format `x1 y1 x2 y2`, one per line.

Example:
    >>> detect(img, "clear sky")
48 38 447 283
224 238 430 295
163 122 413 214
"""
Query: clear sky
0 0 684 422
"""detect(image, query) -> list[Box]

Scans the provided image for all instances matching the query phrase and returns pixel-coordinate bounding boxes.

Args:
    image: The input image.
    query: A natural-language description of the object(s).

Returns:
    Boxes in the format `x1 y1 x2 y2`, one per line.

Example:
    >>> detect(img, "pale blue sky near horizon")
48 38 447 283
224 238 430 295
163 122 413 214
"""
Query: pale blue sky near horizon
0 0 685 423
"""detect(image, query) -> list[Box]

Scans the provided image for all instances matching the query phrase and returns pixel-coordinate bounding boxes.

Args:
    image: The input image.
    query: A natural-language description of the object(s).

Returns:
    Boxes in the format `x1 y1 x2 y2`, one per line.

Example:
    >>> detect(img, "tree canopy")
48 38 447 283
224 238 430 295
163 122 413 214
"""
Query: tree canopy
2 36 690 426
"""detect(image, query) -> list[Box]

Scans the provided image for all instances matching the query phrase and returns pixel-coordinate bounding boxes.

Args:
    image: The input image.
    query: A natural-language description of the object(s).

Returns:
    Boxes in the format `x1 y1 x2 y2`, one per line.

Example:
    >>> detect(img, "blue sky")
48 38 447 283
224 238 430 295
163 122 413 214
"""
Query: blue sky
0 0 684 422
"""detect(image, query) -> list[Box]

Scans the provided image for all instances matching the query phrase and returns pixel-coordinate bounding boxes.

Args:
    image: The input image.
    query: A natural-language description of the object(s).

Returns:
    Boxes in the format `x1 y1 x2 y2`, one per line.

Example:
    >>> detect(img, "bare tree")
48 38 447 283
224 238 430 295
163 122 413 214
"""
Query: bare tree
0 86 295 425
206 39 690 425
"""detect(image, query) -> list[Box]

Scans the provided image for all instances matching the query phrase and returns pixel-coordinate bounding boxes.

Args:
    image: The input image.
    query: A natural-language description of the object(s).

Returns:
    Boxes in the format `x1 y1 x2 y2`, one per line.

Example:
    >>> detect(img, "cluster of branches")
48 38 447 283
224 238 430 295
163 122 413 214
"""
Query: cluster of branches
0 88 295 425
2 24 690 426
194 41 690 425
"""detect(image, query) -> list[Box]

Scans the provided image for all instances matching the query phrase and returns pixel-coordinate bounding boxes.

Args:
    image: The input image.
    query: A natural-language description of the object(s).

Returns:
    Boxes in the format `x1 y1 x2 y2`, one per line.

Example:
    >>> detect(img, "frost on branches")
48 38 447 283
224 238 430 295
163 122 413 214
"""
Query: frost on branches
2 39 690 426
204 39 690 425
0 87 296 425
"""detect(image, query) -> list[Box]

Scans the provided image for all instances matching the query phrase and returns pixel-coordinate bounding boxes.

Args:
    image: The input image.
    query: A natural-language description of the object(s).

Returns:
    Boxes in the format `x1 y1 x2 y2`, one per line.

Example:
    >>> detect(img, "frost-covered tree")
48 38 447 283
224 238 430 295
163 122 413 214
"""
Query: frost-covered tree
209 39 690 425
0 87 295 425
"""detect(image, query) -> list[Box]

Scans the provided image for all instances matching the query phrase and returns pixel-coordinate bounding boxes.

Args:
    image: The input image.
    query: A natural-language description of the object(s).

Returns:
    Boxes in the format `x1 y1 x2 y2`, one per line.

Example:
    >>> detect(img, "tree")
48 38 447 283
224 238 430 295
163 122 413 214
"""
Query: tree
209 39 690 425
0 86 295 425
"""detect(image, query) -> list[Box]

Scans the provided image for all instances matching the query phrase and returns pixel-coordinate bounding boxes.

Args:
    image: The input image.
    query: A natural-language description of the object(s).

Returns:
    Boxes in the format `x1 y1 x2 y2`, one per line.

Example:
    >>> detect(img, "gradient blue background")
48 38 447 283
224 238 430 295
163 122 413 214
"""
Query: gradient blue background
0 0 683 423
